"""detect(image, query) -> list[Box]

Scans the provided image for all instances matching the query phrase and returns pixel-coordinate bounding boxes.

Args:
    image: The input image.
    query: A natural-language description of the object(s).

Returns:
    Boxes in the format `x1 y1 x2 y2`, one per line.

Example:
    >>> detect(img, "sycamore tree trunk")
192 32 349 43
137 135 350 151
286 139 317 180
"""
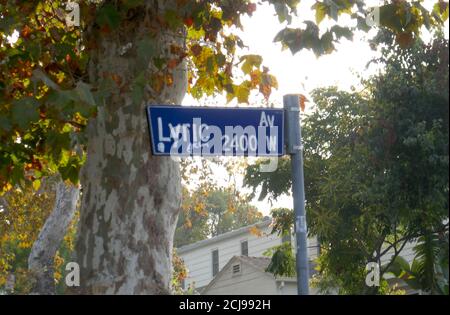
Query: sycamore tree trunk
28 179 79 294
75 1 185 294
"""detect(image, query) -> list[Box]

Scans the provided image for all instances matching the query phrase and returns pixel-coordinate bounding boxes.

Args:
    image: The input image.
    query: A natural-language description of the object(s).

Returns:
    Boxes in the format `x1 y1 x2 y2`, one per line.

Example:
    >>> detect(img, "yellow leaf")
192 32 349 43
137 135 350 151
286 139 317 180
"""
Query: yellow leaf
240 54 262 74
249 226 263 237
269 74 278 89
32 179 41 191
236 85 250 103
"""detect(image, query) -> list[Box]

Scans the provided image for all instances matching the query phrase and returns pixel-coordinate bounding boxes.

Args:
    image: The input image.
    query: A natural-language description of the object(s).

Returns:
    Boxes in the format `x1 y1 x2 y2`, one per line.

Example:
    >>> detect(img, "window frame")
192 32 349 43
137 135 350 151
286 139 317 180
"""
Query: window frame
212 248 219 277
240 239 249 256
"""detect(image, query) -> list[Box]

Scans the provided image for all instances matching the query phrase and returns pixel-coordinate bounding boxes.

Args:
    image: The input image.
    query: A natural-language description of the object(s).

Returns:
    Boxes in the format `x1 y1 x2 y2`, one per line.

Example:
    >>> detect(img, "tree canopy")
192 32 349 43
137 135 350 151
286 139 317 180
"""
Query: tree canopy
245 33 449 294
1 0 449 295
175 183 263 247
1 0 448 193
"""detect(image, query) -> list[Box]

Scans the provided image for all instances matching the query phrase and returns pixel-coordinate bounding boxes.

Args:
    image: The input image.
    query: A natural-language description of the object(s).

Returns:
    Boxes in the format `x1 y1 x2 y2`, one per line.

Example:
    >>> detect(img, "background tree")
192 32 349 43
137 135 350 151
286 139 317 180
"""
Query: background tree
28 178 79 294
389 232 449 294
0 178 78 294
1 0 446 293
175 184 263 247
174 186 210 247
245 34 449 294
171 249 194 294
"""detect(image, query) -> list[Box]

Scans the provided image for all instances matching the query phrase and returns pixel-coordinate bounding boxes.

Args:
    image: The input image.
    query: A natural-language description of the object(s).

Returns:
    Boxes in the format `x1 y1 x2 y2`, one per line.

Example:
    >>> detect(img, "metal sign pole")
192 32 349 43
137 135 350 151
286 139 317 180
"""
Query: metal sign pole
283 94 309 295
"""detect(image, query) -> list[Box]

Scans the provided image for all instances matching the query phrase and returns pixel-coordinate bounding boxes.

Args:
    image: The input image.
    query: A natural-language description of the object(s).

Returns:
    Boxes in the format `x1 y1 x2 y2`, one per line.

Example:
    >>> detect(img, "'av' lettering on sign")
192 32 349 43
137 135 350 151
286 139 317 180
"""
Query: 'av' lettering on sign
146 105 284 157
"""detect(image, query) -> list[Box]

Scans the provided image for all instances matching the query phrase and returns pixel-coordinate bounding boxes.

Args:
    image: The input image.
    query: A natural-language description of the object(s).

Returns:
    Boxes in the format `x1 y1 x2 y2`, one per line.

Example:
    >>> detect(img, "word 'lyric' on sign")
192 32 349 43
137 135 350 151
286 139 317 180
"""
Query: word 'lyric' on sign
146 105 284 157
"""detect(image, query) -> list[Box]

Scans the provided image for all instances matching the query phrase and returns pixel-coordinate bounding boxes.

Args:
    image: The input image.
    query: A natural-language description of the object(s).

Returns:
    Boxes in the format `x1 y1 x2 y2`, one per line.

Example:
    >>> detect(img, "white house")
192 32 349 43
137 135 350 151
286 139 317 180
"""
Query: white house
202 255 318 295
177 217 320 292
177 217 420 294
201 255 420 295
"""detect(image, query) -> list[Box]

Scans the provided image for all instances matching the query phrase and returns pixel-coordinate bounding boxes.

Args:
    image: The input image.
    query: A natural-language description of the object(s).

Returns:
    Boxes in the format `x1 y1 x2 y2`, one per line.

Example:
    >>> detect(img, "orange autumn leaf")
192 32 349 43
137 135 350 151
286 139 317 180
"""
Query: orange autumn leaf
298 93 309 112
396 32 414 49
249 226 263 237
165 73 174 86
21 25 32 39
227 201 236 214
167 59 179 69
184 17 194 27
259 84 271 100
111 73 122 86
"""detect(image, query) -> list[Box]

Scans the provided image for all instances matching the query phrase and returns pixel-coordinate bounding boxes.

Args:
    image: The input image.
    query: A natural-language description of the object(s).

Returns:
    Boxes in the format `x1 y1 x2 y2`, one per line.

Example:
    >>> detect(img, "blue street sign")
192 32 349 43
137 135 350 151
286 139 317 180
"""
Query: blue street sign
146 105 284 157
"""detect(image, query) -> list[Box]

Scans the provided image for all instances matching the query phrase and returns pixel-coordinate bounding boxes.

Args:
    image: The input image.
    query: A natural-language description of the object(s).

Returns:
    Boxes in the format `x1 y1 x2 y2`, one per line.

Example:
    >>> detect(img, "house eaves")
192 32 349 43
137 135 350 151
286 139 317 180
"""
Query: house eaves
177 218 272 254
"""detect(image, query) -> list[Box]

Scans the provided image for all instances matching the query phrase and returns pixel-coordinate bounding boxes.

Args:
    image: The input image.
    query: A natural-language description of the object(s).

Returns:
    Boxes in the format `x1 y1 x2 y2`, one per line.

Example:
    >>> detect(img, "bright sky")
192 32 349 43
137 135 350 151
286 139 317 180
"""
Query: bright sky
237 2 376 99
5 1 447 216
182 1 449 216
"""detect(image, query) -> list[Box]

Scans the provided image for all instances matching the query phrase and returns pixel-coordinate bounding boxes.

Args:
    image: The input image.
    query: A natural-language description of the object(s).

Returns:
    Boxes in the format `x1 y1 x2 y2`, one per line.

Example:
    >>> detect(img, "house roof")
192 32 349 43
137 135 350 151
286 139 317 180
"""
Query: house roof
238 256 272 272
238 255 317 278
177 217 272 254
201 255 318 293
201 255 276 293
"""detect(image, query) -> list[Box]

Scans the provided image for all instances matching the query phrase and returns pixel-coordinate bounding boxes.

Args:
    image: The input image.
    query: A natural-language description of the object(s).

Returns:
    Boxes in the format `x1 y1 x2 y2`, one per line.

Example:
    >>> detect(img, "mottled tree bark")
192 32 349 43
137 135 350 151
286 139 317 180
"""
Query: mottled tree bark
28 179 79 295
75 1 184 294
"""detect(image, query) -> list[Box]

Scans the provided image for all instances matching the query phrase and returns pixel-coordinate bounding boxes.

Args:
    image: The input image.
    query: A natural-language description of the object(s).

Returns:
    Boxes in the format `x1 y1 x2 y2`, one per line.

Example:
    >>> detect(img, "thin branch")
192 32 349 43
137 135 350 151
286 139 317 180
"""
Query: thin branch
380 237 410 277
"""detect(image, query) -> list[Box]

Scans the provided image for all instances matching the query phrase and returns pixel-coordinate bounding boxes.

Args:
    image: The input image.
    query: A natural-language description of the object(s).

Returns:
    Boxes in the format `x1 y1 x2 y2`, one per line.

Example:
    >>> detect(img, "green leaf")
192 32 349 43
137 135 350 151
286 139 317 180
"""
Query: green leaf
137 36 157 67
388 256 411 277
47 89 86 118
215 54 226 67
209 17 222 33
265 242 296 277
356 15 371 33
12 97 40 130
320 31 335 55
164 9 183 29
25 40 42 62
273 3 291 24
274 28 303 54
32 179 41 191
153 57 166 70
226 90 235 103
96 3 121 30
122 0 145 9
312 2 328 24
235 84 250 103
31 68 60 91
46 131 72 163
379 3 404 33
75 81 96 107
58 156 82 184
0 116 12 132
0 15 15 33
206 56 215 73
330 25 353 41
433 1 449 21
419 5 432 30
11 164 25 187
240 55 262 74
131 72 147 106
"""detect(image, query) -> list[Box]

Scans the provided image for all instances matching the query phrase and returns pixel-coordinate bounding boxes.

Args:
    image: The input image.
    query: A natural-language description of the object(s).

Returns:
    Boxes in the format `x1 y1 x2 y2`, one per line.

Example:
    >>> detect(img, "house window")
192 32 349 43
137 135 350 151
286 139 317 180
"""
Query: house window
212 249 219 277
241 240 248 256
